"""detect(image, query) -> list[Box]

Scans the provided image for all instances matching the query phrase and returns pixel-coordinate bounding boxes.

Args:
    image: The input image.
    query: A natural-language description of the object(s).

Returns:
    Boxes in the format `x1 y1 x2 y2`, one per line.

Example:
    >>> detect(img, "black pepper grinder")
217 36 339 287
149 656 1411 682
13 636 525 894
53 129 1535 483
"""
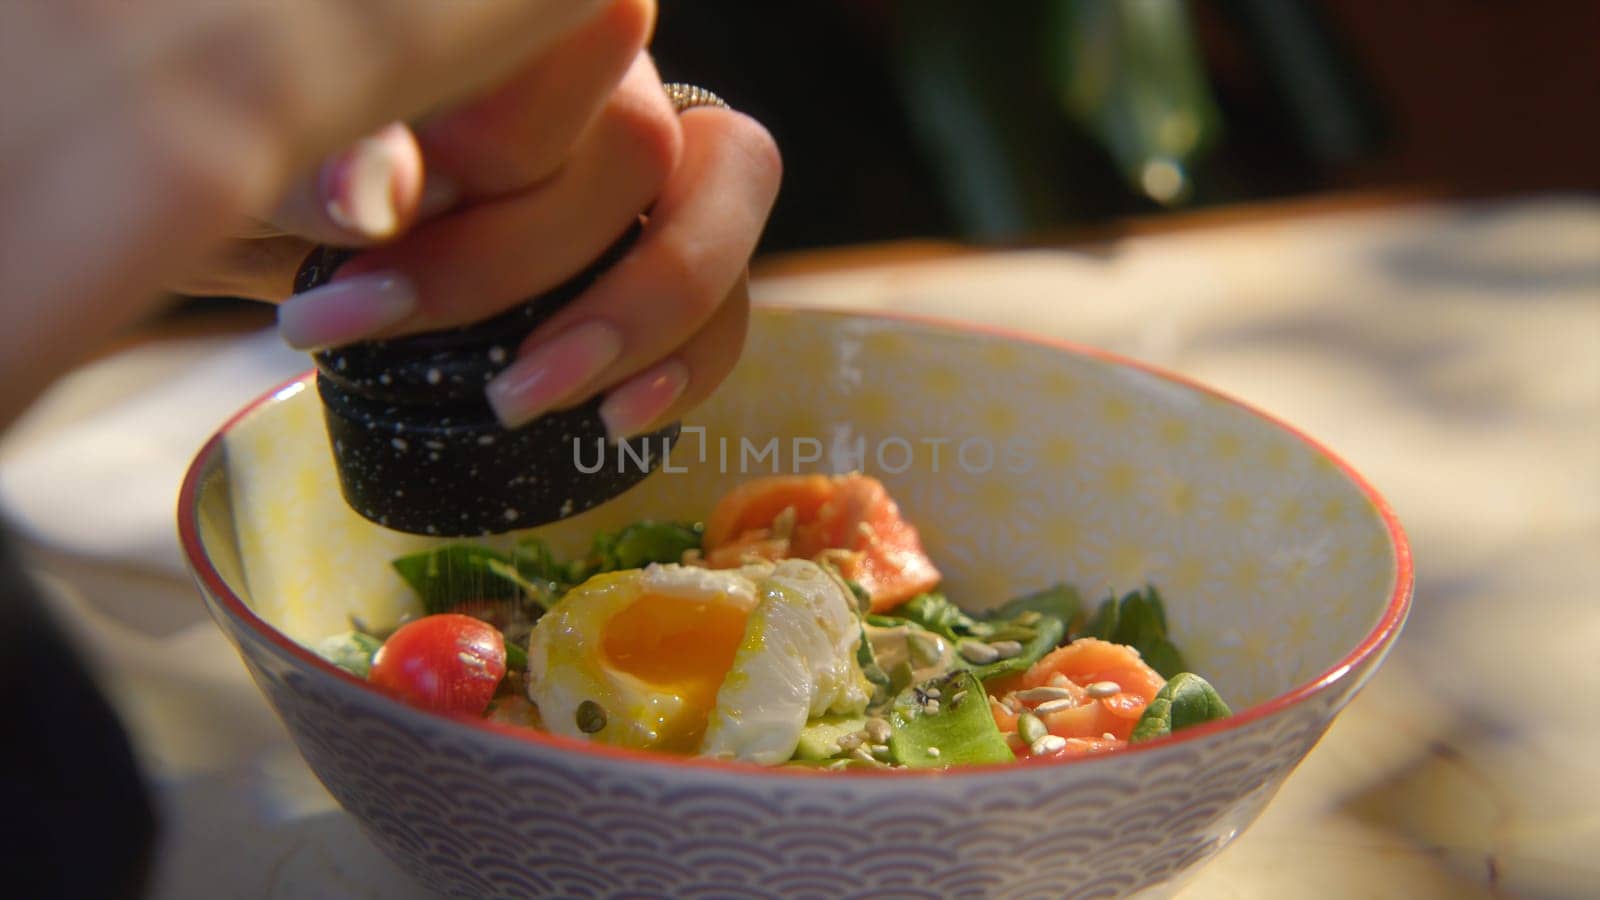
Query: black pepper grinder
293 226 679 537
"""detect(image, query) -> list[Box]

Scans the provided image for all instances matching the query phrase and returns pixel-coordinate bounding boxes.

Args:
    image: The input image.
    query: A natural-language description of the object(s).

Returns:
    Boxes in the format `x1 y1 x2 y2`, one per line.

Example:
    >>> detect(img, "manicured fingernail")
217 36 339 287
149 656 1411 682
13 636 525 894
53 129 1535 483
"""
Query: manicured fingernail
486 321 624 428
599 359 689 442
321 124 410 238
277 272 417 350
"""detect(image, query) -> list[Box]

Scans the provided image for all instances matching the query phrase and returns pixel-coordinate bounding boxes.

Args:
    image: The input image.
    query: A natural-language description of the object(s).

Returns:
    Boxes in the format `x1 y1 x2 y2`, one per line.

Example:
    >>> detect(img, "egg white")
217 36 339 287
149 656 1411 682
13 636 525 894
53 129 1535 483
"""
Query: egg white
525 564 758 750
700 559 872 764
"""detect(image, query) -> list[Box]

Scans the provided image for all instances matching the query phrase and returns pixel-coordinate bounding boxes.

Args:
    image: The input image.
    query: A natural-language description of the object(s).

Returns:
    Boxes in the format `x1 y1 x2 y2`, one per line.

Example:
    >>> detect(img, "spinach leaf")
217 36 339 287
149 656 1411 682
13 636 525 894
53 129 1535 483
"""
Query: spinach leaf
1130 672 1232 742
895 593 991 642
883 582 1081 679
878 584 1081 684
572 521 702 580
989 583 1080 625
888 670 1013 768
1078 585 1186 678
392 545 524 615
392 523 702 616
961 613 1067 683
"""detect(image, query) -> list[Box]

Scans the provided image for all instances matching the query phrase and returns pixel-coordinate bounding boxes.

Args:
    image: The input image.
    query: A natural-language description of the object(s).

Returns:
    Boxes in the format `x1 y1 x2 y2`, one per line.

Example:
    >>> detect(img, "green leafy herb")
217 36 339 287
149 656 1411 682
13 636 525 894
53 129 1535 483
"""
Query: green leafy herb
392 545 524 615
581 521 702 575
888 670 1014 768
962 613 1066 683
895 593 991 642
879 584 1080 683
990 583 1080 625
390 523 703 616
1078 585 1186 678
1130 672 1232 742
314 631 383 679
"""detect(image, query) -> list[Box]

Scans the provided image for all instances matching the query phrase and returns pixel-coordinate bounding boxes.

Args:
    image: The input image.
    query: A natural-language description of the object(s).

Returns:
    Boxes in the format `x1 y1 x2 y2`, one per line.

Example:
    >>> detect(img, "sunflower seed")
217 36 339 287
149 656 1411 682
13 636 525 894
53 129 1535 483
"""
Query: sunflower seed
1087 680 1122 698
865 718 892 744
1032 698 1077 715
924 687 942 699
950 690 969 708
1031 734 1067 756
923 699 941 715
988 640 1024 659
926 747 942 759
837 731 866 752
1048 672 1072 688
575 700 607 734
852 746 877 762
958 640 1000 664
1014 686 1077 703
1018 713 1048 745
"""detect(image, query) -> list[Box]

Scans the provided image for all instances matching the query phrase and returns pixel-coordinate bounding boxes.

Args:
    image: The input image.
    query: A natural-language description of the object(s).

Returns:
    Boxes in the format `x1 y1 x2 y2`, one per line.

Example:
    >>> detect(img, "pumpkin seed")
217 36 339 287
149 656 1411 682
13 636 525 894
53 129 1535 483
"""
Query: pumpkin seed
1018 713 1048 745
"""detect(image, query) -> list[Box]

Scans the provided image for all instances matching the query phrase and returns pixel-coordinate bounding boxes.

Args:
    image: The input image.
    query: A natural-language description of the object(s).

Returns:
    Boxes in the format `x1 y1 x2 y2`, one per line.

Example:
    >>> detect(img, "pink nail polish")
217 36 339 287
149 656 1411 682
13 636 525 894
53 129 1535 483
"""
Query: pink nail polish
599 359 689 442
485 321 624 428
320 124 410 238
277 272 417 350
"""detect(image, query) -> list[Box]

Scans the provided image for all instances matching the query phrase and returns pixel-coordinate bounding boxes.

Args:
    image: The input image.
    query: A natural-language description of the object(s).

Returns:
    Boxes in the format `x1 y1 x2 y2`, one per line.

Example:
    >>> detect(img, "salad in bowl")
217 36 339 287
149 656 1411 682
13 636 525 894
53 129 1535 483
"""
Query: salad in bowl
319 473 1233 771
182 307 1410 899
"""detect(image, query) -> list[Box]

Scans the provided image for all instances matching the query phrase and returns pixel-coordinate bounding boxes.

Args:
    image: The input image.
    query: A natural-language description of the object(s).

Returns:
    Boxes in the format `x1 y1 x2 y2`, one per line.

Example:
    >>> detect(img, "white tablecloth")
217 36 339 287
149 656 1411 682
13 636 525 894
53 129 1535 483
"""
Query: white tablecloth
5 196 1597 898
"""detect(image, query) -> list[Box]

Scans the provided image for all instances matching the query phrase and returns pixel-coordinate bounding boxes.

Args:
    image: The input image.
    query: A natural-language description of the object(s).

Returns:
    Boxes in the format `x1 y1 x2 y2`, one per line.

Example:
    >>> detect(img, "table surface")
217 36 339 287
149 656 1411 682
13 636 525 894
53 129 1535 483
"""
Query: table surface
7 194 1598 899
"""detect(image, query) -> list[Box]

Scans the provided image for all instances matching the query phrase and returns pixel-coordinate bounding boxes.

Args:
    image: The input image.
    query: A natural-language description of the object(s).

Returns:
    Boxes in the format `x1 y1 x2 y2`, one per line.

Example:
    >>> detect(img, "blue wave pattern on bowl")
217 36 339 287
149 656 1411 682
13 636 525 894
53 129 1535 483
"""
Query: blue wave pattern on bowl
224 620 1366 900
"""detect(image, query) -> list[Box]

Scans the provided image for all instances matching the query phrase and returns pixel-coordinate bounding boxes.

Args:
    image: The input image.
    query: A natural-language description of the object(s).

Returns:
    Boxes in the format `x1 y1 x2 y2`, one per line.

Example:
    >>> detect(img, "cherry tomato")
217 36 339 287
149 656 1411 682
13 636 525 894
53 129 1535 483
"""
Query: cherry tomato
368 613 506 715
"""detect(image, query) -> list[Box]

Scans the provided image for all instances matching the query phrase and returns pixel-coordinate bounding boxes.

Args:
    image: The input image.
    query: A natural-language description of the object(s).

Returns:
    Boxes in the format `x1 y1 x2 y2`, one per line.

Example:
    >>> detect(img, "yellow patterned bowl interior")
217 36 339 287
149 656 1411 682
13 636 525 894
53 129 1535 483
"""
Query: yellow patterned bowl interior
219 307 1406 710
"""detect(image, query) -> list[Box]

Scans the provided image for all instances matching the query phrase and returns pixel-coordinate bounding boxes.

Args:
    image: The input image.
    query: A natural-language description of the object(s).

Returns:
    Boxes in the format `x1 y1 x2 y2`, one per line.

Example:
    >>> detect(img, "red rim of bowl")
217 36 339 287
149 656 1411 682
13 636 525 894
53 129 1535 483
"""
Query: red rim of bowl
178 305 1413 779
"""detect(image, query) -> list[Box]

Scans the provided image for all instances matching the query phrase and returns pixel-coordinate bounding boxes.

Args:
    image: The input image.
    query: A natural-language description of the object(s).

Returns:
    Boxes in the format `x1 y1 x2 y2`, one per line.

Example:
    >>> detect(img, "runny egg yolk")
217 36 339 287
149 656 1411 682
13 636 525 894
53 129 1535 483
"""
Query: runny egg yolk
599 593 750 752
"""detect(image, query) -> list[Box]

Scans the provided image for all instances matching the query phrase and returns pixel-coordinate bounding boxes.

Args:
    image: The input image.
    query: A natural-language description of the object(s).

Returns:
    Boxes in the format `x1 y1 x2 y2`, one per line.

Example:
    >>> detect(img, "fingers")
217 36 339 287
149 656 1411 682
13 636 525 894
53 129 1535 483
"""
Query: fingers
483 106 781 432
277 53 682 347
185 1 654 299
169 233 314 300
416 0 656 198
261 122 427 246
597 273 751 440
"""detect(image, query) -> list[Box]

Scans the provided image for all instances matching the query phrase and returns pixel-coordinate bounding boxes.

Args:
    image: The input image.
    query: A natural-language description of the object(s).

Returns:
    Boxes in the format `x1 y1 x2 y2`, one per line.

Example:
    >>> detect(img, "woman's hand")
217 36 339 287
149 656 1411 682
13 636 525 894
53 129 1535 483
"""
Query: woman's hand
0 0 780 440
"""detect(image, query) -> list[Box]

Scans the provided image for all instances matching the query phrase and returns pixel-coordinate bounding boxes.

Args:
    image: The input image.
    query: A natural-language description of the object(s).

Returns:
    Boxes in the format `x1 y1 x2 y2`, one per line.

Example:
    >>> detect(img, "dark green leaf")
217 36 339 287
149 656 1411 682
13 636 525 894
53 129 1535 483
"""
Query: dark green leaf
1077 585 1187 678
888 670 1013 768
892 593 993 642
962 613 1067 683
609 521 703 569
576 521 703 575
878 584 1080 684
989 583 1081 624
392 545 521 615
1130 672 1232 742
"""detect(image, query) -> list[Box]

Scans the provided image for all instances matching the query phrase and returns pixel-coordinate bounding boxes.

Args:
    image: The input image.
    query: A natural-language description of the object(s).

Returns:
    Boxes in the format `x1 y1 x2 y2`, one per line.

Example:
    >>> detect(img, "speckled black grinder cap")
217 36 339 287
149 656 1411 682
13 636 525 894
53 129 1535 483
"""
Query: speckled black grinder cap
294 232 678 536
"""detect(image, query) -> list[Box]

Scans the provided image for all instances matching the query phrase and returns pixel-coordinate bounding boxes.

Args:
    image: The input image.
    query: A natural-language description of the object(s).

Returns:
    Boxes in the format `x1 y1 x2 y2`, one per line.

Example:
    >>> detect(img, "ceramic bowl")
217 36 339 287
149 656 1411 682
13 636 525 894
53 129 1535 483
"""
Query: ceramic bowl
180 307 1411 900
